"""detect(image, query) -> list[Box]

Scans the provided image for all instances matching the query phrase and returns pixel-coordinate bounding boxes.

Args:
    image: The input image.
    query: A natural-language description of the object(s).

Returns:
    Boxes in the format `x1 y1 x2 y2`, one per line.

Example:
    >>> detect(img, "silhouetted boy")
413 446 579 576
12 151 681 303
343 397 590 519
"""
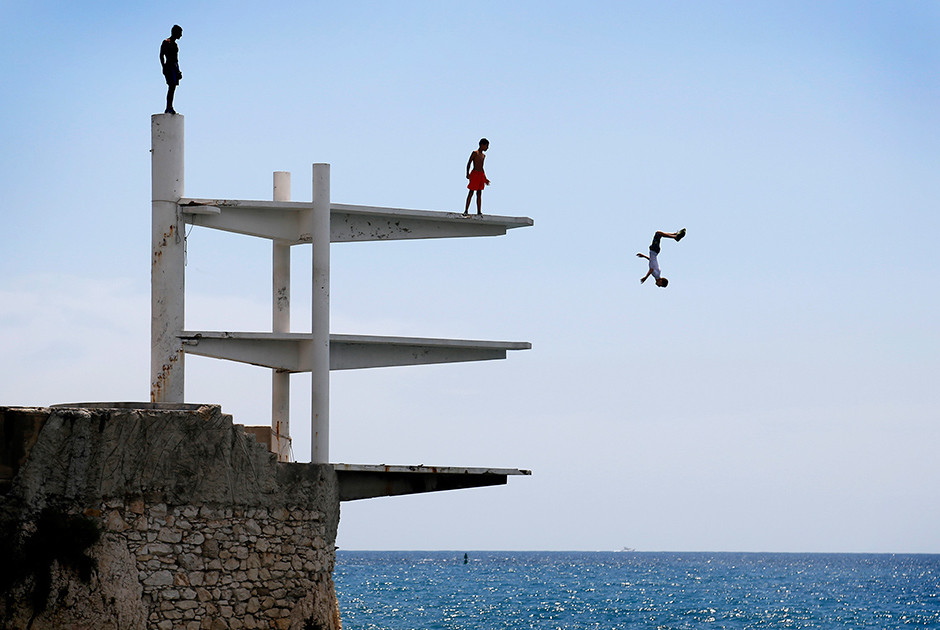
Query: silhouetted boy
464 138 490 215
160 25 183 114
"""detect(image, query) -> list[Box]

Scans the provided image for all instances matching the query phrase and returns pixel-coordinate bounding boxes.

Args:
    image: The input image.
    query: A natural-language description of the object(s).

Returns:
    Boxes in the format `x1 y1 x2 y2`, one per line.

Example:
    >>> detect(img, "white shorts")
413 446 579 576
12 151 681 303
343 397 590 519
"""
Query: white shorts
649 249 661 279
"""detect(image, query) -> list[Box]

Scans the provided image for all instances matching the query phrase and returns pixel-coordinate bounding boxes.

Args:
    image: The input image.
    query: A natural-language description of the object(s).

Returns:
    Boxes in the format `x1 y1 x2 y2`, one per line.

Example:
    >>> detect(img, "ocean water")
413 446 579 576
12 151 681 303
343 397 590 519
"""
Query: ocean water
334 551 940 629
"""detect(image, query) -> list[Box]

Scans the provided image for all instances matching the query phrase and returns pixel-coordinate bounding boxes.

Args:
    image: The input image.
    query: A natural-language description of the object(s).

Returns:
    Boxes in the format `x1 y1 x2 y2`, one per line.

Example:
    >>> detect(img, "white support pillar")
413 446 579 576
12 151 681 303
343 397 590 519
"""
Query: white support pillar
272 171 292 461
151 114 185 402
310 164 331 463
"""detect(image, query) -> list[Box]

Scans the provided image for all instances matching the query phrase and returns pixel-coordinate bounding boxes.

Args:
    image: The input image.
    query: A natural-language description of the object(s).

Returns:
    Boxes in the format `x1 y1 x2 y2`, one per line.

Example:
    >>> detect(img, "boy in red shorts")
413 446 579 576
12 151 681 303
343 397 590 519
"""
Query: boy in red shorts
464 138 490 215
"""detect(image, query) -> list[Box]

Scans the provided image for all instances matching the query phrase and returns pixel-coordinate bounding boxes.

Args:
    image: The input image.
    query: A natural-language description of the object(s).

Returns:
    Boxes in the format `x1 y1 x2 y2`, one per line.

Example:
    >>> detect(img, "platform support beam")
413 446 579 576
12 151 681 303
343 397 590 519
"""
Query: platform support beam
272 171 292 461
151 114 185 403
310 164 331 463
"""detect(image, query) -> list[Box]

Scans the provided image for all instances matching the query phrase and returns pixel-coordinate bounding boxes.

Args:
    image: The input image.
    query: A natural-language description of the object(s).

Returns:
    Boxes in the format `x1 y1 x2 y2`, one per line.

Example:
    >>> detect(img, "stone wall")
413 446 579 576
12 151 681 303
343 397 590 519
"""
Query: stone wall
0 404 342 630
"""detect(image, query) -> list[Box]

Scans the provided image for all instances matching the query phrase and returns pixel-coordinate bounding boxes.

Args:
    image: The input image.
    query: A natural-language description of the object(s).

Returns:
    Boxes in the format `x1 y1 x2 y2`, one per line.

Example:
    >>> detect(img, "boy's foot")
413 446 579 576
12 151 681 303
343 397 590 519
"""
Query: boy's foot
675 228 687 241
476 211 482 216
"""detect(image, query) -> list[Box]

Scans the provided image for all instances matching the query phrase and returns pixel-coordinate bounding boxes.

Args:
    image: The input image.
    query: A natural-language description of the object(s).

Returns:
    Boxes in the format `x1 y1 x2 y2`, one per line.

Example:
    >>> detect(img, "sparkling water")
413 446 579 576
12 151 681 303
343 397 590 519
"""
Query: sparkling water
335 551 940 629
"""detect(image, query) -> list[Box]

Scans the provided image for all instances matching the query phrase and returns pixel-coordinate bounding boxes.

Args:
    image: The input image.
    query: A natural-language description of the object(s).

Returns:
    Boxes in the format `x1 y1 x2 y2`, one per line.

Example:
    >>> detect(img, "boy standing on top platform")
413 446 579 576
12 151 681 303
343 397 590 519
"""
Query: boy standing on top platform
637 228 686 287
465 138 490 215
160 25 183 114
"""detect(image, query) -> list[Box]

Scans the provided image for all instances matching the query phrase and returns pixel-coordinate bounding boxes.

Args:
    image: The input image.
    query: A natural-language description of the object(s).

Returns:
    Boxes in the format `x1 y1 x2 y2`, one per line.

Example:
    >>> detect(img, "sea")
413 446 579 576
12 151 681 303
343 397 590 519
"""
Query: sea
334 551 940 629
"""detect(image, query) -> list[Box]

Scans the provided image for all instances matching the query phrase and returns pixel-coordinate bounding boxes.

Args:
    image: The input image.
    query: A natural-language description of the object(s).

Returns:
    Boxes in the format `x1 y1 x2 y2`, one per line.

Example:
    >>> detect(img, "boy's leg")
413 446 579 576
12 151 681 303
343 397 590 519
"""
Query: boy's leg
465 190 473 214
655 229 686 241
476 191 482 214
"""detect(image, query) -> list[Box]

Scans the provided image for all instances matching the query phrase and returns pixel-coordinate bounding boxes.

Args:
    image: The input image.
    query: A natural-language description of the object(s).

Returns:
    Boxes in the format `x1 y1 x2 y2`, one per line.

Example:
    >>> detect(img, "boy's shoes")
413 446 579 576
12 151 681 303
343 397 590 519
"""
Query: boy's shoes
675 228 687 241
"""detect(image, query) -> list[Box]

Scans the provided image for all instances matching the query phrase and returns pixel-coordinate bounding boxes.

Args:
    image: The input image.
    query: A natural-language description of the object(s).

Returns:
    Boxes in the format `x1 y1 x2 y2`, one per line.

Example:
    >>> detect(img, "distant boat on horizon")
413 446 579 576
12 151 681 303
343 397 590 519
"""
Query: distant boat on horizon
616 546 636 552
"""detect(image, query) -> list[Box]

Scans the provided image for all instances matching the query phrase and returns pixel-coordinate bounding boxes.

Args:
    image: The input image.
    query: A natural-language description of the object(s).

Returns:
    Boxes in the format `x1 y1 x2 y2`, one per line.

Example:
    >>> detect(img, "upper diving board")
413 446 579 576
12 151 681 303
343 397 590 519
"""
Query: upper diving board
179 198 533 243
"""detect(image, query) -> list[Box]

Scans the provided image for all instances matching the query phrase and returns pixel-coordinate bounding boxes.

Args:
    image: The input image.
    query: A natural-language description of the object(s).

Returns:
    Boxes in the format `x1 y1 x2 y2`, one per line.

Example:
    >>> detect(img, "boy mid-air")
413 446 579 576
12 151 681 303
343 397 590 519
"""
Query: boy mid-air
464 138 490 215
637 228 686 287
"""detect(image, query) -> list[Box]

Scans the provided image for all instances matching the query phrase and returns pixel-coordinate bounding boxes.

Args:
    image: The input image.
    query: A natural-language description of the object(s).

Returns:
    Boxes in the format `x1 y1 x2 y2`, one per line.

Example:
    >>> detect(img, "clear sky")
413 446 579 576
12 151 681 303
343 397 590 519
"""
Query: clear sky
1 1 938 553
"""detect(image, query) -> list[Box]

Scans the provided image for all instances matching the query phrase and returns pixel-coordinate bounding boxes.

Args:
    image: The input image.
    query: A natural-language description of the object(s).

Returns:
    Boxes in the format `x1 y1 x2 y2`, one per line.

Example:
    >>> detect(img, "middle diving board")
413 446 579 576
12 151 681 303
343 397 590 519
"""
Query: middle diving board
180 198 533 243
180 331 531 372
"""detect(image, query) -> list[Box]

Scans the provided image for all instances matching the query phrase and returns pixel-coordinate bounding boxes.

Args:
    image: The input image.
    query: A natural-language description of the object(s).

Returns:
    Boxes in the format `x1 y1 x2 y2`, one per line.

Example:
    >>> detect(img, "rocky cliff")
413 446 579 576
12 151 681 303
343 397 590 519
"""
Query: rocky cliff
0 404 341 630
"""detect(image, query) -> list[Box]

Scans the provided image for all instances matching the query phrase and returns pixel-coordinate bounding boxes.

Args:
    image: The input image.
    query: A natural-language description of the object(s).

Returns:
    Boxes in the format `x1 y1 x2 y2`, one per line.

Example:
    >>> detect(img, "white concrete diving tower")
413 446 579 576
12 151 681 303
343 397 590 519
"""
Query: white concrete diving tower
152 112 533 476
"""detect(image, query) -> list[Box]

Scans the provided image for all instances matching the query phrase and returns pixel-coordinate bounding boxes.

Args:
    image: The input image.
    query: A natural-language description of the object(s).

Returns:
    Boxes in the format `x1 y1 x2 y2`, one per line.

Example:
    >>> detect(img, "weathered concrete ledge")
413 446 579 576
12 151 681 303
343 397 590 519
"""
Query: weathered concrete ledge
0 404 341 630
333 463 531 501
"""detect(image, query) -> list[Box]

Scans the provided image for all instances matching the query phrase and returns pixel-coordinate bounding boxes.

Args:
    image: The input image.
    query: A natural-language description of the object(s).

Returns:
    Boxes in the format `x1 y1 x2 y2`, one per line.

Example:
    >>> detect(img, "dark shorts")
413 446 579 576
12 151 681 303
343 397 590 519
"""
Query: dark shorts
164 65 181 86
649 233 663 254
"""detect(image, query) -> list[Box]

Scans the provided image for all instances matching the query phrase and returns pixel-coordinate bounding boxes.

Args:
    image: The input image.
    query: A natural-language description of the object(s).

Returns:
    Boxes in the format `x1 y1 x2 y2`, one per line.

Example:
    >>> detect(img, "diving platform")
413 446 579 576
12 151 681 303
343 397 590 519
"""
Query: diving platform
180 332 531 372
152 113 532 467
180 198 533 243
334 464 532 501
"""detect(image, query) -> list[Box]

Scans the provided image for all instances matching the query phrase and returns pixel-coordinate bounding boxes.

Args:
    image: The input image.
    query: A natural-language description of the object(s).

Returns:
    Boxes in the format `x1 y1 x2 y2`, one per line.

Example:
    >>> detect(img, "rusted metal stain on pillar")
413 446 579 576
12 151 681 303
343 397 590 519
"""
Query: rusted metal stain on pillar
151 348 183 402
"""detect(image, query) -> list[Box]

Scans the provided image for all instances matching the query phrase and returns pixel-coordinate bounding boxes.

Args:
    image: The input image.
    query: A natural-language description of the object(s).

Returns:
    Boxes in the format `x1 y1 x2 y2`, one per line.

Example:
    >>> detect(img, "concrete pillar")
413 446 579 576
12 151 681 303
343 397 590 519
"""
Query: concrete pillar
272 171 292 462
151 114 185 402
310 164 330 463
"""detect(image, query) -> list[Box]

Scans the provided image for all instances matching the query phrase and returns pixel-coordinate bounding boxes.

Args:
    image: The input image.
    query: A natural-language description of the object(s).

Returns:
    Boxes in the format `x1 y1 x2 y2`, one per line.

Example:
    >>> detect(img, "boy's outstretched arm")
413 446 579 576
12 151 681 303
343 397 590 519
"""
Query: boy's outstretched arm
637 252 651 283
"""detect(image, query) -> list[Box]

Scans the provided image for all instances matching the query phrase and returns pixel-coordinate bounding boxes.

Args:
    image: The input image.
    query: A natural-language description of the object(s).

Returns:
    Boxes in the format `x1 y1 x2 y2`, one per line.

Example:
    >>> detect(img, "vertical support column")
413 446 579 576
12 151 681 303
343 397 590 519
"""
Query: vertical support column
310 164 331 463
151 114 185 402
272 171 292 461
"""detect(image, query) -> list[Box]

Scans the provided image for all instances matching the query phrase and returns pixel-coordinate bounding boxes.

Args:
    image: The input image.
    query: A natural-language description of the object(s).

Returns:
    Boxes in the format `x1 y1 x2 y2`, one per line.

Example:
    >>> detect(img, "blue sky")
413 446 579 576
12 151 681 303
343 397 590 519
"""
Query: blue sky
1 1 938 553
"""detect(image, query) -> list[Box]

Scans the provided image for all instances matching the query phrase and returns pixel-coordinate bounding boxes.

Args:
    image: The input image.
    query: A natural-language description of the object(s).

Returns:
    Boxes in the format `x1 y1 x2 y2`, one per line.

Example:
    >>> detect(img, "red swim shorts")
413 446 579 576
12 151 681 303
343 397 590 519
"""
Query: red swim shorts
467 170 487 191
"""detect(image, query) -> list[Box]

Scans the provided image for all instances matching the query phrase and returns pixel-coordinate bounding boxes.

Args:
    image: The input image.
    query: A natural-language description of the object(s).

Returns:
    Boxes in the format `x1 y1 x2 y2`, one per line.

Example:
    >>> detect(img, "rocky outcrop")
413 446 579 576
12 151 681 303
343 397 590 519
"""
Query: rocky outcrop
0 404 341 630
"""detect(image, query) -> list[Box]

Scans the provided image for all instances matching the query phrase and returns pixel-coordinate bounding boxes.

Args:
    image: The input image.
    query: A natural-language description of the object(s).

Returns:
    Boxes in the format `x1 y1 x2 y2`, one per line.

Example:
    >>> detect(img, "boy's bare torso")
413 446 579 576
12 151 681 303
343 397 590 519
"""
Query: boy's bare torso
469 149 486 171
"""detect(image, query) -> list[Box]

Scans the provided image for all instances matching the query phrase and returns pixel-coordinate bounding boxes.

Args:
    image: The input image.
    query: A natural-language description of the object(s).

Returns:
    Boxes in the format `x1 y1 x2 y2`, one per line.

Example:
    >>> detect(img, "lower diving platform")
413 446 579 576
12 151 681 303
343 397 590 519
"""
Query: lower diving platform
334 463 532 501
